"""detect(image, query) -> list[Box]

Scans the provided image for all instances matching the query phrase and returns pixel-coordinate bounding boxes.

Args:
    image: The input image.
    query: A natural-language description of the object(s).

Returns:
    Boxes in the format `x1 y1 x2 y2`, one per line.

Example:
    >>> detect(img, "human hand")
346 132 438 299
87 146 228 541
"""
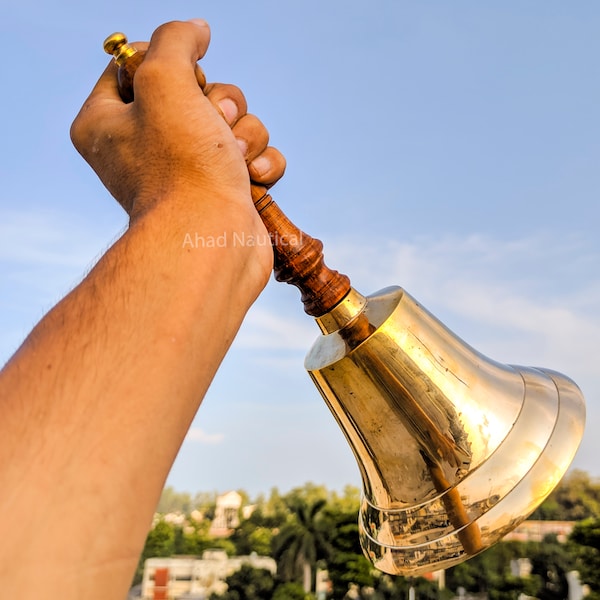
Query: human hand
70 19 286 221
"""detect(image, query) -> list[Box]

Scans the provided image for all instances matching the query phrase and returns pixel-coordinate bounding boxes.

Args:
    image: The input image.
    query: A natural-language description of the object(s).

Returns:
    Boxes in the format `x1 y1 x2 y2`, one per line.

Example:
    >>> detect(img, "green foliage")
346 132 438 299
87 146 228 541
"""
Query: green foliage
528 535 573 600
569 517 600 596
322 502 376 597
209 564 275 600
531 470 600 520
571 517 600 548
487 574 541 600
206 537 237 556
249 487 290 528
156 486 219 517
410 576 447 600
230 520 274 556
133 518 176 584
446 541 533 595
272 581 309 600
271 495 332 592
335 573 441 600
248 526 273 556
169 516 236 557
156 486 194 514
134 475 600 598
145 518 176 557
447 537 578 600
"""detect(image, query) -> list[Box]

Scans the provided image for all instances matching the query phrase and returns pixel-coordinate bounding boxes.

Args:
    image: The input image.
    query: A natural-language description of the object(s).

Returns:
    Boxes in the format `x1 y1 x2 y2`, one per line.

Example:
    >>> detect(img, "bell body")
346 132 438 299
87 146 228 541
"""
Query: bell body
305 286 585 576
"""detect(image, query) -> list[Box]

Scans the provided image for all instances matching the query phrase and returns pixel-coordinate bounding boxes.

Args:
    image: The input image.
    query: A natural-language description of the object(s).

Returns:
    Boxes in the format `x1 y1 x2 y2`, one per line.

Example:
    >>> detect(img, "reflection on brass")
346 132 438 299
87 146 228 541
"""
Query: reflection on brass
307 286 585 575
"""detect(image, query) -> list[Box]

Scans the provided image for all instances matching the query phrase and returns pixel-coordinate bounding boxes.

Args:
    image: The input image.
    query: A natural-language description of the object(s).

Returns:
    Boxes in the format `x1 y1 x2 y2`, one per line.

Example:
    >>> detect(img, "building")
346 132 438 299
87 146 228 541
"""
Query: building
141 550 276 599
208 491 243 537
502 520 575 543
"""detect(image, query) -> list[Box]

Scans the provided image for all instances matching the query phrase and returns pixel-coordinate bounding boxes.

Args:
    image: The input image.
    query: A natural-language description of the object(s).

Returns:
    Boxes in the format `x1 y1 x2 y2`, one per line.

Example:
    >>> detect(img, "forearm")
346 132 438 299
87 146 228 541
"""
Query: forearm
0 191 271 598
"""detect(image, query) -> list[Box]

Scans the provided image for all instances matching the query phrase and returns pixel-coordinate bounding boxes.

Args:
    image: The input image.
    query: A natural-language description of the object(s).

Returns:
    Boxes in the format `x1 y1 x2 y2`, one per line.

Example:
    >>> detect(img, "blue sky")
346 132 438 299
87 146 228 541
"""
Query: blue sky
1 2 598 497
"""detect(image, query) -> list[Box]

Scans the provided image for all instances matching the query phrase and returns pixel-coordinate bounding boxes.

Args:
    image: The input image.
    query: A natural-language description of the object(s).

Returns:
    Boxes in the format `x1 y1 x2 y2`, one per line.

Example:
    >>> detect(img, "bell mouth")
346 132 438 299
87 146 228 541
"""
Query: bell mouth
306 286 585 576
359 367 585 576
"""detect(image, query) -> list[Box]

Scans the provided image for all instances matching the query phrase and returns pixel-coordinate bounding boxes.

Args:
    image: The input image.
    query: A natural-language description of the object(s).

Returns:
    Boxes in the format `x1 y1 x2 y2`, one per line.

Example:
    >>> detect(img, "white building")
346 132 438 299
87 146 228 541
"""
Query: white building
141 550 276 599
208 491 243 537
502 520 575 543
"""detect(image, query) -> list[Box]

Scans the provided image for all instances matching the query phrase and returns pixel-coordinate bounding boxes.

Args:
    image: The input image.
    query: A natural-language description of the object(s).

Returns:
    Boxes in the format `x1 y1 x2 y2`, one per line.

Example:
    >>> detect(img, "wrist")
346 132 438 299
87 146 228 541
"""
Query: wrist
129 186 273 300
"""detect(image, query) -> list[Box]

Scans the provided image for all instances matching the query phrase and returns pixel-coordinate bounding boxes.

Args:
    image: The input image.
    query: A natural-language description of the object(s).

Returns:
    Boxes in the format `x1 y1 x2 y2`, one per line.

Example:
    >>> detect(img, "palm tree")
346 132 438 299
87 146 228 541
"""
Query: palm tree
272 496 332 593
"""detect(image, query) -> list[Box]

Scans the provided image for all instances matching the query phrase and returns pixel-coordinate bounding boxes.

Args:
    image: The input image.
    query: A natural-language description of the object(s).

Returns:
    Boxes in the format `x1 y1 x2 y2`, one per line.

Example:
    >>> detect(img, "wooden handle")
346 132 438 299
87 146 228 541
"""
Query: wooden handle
105 35 352 317
251 186 351 316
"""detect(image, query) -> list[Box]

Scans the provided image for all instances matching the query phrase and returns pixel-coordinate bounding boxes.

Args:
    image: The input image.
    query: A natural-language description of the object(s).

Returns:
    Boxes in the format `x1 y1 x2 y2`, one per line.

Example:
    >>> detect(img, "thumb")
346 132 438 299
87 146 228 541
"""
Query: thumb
135 19 211 97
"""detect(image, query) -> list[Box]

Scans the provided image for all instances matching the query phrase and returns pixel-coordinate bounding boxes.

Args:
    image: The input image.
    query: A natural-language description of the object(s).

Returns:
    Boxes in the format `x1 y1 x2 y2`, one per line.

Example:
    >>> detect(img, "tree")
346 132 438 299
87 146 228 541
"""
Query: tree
192 490 218 520
272 495 332 593
133 518 176 584
243 487 290 530
272 581 308 600
446 541 539 599
248 527 273 556
528 535 573 600
323 503 376 598
144 519 176 557
157 486 194 513
209 564 275 600
230 520 274 556
172 517 233 556
569 518 600 600
531 470 600 520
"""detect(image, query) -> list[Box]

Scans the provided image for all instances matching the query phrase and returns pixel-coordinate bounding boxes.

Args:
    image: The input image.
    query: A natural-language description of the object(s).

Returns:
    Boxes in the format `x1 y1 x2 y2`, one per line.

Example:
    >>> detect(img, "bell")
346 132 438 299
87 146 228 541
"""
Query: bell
305 285 585 576
105 38 586 577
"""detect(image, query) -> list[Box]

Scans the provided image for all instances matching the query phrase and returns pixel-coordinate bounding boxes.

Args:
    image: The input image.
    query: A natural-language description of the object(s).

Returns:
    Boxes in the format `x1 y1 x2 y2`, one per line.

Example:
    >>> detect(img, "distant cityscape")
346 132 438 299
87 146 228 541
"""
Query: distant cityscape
130 489 590 600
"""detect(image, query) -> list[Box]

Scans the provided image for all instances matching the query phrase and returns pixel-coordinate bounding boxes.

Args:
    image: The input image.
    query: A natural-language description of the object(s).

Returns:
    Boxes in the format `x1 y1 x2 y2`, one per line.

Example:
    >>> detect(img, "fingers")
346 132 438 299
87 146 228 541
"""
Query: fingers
134 20 211 100
76 18 286 192
70 60 127 157
232 114 269 161
232 115 286 186
146 19 211 67
85 60 122 105
249 146 287 188
203 82 248 126
110 20 283 189
204 83 286 187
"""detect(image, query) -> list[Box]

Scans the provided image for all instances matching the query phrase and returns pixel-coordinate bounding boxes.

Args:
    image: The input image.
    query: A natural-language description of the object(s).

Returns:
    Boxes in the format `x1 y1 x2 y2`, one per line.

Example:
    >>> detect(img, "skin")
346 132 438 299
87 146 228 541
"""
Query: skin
0 19 286 600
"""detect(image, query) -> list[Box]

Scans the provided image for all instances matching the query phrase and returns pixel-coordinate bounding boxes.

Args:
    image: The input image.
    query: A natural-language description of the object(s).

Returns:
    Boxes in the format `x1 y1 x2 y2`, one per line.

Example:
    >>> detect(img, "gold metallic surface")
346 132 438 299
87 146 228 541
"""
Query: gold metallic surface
305 286 585 575
103 32 138 65
315 288 367 334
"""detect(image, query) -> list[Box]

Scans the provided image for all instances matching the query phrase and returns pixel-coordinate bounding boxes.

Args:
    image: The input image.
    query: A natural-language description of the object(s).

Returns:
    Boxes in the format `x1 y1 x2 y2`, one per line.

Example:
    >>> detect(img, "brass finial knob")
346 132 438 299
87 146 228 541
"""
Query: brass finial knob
103 32 138 66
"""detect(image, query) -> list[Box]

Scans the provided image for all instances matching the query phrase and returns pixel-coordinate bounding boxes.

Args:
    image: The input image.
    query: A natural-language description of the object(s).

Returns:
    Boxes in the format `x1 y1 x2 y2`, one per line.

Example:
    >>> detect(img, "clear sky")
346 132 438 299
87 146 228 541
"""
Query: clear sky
1 1 598 498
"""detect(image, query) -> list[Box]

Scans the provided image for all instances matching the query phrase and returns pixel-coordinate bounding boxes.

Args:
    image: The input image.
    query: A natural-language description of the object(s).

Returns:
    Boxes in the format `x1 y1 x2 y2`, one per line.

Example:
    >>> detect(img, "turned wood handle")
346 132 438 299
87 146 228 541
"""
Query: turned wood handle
250 186 351 316
104 34 352 317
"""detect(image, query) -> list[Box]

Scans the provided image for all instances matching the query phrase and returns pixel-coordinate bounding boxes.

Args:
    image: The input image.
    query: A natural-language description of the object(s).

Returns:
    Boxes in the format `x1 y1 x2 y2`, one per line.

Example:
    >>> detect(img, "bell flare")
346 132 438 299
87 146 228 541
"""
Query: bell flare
305 286 585 576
